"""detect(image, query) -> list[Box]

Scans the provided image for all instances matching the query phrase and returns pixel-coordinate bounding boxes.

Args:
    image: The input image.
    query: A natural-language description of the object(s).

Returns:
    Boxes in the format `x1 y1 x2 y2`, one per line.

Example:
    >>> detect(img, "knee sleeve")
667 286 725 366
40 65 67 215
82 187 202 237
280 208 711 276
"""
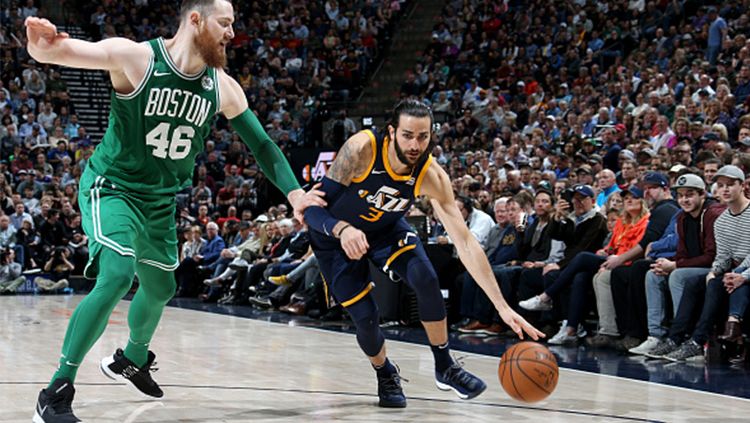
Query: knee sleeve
404 255 446 322
135 263 177 303
347 296 385 357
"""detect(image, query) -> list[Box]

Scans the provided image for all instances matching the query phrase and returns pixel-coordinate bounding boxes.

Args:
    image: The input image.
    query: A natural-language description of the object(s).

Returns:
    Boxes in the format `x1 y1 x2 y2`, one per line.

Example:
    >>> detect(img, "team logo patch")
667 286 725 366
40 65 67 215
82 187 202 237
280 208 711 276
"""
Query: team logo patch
201 76 214 91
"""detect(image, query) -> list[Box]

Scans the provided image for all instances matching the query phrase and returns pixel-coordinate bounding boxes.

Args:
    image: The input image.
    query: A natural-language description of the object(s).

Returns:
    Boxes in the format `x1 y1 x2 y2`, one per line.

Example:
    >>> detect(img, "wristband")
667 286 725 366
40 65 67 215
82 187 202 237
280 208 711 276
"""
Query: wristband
335 223 351 238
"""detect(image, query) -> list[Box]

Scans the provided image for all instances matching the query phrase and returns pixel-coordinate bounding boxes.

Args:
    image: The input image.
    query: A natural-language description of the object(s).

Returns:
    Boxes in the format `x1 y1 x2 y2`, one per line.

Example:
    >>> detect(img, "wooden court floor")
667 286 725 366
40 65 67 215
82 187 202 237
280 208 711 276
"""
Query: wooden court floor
2 295 749 422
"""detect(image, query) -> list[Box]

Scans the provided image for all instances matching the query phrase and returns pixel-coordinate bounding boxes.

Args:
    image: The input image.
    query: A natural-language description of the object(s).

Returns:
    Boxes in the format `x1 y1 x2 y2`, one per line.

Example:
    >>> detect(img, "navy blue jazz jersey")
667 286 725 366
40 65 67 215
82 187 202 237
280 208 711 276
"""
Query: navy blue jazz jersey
309 128 435 308
323 128 433 234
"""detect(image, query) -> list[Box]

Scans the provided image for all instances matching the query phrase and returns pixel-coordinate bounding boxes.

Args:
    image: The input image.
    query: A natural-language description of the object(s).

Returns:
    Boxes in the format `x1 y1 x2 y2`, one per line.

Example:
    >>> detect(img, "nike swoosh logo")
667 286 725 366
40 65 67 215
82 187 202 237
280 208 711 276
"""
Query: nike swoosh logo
38 403 48 415
153 70 170 77
371 170 386 174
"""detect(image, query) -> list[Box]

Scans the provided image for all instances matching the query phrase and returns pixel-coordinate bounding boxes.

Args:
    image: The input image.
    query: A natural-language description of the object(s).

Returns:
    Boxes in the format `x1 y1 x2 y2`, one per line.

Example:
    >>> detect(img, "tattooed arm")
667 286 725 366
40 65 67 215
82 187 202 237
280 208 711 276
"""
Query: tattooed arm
326 131 374 186
304 131 374 259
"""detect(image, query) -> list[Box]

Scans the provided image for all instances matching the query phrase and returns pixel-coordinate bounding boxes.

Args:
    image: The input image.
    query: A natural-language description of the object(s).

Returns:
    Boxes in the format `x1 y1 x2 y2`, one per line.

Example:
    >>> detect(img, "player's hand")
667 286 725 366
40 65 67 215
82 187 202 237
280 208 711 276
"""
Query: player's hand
288 185 326 224
339 226 369 260
25 17 69 53
498 306 545 340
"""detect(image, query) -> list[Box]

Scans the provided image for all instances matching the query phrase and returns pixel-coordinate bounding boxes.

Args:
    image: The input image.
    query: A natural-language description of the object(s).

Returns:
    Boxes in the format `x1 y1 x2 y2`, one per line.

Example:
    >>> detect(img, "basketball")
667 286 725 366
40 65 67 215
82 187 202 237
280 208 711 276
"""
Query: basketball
498 342 558 403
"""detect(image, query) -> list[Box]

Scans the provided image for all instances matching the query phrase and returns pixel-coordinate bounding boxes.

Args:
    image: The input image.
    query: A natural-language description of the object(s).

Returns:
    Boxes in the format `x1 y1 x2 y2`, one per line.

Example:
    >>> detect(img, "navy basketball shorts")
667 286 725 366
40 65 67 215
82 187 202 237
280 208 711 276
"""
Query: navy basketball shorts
310 219 429 308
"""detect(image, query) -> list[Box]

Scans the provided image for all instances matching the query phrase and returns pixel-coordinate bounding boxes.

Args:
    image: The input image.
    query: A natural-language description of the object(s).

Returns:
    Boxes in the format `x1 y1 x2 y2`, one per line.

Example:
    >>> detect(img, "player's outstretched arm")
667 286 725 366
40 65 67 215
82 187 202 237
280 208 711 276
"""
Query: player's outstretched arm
218 71 325 221
420 163 544 340
25 17 149 74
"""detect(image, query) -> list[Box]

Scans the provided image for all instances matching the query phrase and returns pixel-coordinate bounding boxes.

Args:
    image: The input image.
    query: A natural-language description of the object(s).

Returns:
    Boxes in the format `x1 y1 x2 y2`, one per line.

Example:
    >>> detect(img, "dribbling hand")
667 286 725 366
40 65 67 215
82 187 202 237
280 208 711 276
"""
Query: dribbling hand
498 306 545 340
339 226 369 260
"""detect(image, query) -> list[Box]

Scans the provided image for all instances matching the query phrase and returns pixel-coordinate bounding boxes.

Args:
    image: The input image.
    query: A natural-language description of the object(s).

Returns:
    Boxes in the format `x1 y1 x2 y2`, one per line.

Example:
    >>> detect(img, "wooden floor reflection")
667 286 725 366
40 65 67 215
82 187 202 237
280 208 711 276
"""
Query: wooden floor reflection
2 295 749 422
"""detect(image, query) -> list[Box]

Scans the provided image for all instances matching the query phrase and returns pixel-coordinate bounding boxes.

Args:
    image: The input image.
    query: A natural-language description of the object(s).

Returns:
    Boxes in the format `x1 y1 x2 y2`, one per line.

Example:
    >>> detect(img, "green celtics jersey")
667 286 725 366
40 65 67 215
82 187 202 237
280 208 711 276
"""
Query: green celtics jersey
89 37 220 195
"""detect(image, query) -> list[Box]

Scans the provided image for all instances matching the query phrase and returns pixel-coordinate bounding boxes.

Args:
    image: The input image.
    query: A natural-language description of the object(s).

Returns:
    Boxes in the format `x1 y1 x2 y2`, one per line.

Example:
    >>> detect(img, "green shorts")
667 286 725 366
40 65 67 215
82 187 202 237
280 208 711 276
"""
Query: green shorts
79 167 179 279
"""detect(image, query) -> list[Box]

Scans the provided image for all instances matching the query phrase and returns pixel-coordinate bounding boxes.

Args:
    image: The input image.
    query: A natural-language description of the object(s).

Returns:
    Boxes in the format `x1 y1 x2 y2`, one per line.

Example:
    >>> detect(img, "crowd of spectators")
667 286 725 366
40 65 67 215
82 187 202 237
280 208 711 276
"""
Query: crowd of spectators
3 0 750 363
0 0 405 308
80 0 408 149
395 0 750 364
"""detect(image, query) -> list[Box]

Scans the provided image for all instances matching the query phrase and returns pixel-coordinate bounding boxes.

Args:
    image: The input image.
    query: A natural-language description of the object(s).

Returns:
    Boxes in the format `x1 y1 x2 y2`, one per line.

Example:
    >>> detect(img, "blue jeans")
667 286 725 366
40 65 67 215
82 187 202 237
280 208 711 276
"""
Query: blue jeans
210 257 232 277
645 267 709 338
287 255 318 283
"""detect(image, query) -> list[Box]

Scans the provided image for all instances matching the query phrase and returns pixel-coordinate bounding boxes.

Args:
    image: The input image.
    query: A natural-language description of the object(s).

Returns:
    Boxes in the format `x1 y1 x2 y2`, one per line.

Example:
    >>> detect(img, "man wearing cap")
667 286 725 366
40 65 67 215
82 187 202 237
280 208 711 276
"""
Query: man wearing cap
656 165 750 361
576 165 594 186
17 169 43 198
589 154 603 175
668 164 687 179
629 174 726 356
595 169 620 208
607 172 681 349
516 184 608 326
637 148 657 167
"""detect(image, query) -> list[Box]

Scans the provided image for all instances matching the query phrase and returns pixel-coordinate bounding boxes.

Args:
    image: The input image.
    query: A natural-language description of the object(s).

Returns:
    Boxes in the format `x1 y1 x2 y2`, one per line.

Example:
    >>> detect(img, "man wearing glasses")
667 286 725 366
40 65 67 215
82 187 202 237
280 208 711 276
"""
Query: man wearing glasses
672 140 693 167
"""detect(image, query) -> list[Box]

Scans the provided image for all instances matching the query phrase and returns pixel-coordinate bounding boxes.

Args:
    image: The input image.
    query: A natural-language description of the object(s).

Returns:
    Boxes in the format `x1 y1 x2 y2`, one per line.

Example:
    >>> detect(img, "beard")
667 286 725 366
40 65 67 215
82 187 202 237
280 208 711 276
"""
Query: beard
194 25 227 68
393 132 433 169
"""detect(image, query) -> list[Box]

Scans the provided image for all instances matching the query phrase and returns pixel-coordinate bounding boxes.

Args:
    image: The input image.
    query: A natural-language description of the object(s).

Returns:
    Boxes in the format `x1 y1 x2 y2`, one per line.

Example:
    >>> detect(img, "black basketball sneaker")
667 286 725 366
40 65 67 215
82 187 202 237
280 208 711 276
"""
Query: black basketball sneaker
435 362 487 400
100 348 163 398
33 378 81 423
376 369 407 408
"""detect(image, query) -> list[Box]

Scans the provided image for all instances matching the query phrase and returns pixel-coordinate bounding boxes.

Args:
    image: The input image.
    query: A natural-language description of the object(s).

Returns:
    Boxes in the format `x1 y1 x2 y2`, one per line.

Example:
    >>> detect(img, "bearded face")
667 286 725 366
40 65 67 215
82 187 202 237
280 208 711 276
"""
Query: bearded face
392 131 433 169
194 22 227 68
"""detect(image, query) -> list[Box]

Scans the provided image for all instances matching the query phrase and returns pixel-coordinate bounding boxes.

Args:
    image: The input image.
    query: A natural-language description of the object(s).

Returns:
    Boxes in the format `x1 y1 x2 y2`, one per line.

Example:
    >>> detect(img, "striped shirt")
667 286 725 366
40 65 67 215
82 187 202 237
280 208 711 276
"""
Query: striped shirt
712 203 750 277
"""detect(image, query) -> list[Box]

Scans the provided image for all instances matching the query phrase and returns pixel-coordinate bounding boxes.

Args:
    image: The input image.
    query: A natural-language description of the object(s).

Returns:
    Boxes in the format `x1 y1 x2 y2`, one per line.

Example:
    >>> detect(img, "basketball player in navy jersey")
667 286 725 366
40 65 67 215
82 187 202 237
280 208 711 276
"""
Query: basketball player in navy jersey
304 100 543 407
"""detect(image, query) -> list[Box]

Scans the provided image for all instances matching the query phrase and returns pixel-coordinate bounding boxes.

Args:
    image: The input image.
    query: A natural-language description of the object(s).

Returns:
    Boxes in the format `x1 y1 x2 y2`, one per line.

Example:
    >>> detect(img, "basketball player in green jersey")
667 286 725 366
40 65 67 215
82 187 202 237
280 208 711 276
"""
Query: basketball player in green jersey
26 1 325 421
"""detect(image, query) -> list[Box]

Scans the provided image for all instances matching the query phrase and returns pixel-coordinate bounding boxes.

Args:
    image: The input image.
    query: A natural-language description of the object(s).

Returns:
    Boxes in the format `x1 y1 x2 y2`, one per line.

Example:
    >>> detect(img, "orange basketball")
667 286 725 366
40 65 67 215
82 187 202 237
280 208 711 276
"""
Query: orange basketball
498 341 558 403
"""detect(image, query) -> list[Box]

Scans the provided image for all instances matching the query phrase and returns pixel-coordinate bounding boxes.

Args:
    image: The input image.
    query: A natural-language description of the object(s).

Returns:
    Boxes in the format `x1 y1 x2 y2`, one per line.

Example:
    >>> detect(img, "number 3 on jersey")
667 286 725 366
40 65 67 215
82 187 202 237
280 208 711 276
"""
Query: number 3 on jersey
146 122 194 160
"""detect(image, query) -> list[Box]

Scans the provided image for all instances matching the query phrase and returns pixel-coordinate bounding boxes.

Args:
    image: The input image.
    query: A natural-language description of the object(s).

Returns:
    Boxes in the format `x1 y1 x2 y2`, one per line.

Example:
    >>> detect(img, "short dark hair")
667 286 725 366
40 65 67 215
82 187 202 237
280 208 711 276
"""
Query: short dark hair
535 189 556 204
389 99 433 130
703 157 723 167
